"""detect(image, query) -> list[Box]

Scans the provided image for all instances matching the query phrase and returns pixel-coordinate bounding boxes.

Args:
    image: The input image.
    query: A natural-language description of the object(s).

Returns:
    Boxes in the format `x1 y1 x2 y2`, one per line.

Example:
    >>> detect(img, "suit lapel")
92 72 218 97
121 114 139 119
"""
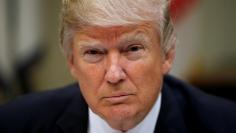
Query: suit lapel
56 86 88 133
154 81 188 133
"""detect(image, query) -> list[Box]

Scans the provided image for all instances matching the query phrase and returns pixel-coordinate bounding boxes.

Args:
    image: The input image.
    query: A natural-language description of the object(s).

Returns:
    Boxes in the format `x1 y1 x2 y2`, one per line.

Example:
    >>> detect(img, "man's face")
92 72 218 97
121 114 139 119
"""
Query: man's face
69 22 174 130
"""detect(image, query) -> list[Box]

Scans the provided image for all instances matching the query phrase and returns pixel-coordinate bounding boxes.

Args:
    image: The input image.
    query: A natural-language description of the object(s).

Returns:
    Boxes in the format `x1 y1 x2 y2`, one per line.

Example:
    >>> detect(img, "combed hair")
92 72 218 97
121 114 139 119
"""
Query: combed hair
60 0 176 57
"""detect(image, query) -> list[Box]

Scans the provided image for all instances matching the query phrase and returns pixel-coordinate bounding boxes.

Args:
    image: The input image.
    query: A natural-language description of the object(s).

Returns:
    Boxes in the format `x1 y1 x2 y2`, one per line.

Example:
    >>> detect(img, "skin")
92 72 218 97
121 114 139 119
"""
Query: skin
68 22 175 131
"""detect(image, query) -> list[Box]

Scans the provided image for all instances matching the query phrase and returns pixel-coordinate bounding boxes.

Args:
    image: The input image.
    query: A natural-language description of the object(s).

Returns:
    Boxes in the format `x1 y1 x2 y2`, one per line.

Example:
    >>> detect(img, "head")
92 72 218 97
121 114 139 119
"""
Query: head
60 0 176 131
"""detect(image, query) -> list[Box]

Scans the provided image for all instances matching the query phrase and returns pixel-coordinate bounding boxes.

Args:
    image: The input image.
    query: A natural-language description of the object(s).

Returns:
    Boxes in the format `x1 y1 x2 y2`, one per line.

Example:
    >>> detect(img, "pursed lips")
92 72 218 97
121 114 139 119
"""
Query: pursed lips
103 93 135 104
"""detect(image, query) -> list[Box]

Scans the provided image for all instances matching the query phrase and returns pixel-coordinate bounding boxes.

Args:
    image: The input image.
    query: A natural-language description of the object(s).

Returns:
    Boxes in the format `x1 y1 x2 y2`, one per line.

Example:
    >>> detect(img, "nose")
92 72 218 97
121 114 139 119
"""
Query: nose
105 54 126 84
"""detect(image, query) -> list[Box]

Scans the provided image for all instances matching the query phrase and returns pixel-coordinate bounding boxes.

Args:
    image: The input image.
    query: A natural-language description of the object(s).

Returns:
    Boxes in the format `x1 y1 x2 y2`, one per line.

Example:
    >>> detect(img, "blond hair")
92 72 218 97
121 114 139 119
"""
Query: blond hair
60 0 175 57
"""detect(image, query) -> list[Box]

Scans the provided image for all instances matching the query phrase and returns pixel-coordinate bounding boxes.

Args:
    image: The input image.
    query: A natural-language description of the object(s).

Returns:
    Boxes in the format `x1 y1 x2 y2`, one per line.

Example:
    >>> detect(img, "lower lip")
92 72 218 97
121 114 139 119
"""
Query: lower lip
104 95 132 104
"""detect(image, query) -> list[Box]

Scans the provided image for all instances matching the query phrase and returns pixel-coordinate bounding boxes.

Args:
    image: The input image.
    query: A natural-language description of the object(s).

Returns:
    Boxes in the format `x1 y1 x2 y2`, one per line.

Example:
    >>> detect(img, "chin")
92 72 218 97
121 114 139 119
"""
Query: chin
101 104 144 130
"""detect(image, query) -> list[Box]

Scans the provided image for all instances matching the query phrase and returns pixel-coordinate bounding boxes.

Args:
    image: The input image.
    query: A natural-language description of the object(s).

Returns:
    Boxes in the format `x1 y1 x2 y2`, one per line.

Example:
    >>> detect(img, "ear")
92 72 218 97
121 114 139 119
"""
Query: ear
67 55 78 79
162 45 176 75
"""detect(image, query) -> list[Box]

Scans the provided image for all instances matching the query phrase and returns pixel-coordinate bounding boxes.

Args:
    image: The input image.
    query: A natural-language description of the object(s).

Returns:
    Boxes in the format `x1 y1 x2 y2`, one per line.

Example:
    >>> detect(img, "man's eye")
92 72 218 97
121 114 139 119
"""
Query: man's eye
127 45 143 52
85 49 101 55
125 44 145 60
83 49 104 63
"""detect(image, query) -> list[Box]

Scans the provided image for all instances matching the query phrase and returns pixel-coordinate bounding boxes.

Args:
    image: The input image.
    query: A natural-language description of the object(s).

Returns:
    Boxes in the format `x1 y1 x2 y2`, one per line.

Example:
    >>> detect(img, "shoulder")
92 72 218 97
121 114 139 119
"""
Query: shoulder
0 83 81 132
164 75 236 110
0 83 79 111
163 75 236 132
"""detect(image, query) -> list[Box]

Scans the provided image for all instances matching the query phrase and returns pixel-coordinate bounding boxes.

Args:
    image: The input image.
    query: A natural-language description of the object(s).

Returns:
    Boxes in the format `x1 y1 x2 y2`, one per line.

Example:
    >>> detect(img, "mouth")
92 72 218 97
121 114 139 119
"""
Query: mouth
103 93 134 104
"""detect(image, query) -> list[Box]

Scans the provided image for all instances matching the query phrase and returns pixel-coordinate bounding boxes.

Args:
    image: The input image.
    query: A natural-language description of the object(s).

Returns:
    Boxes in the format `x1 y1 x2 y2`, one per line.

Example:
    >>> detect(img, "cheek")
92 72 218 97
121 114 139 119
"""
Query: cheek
125 57 163 85
124 57 163 100
73 59 105 96
78 65 104 89
74 62 108 113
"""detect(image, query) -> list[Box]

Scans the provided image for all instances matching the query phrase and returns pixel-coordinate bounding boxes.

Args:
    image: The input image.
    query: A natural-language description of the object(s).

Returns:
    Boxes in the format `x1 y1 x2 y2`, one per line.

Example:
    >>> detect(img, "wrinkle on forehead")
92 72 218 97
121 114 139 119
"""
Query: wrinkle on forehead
75 22 158 46
80 25 136 41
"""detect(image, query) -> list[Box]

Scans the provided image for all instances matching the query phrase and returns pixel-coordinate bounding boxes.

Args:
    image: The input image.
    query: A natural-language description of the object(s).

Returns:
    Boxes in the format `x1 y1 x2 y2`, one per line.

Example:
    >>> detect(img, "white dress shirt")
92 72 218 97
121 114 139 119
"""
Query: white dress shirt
88 93 162 133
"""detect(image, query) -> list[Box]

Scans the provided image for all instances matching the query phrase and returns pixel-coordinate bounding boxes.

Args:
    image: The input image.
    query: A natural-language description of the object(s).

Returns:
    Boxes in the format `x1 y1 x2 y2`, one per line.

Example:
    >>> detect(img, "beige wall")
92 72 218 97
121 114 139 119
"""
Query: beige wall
171 0 236 82
31 0 74 91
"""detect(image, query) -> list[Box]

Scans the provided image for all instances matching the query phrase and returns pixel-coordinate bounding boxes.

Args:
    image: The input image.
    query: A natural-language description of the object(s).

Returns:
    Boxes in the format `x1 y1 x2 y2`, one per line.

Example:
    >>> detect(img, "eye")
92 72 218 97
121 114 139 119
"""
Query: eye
125 44 145 60
83 49 105 63
85 49 102 55
127 45 144 52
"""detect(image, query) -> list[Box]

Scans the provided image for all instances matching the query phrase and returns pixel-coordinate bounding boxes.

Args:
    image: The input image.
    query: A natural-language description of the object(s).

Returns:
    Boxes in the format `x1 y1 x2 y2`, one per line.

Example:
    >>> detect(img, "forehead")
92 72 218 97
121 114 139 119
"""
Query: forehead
75 22 158 42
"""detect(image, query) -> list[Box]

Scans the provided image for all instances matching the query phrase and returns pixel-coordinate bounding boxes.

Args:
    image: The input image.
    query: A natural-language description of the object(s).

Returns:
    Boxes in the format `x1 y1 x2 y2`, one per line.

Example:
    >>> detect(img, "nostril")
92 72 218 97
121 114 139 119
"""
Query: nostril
105 65 127 84
107 78 124 85
105 72 123 84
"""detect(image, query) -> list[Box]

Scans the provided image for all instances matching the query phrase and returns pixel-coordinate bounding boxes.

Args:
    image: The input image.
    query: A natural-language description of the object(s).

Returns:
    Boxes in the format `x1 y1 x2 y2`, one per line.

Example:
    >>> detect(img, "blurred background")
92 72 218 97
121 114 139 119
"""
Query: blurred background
0 0 235 104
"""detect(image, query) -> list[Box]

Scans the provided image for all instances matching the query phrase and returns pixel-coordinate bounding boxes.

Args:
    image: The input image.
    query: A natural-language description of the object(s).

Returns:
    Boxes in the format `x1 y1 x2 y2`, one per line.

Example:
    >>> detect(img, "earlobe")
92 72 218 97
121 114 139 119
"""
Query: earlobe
162 46 176 74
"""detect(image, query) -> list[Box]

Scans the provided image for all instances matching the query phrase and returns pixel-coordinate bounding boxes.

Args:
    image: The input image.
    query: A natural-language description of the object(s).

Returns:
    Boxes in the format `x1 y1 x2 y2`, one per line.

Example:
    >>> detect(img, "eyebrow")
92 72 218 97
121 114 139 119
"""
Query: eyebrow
76 40 103 50
118 32 150 47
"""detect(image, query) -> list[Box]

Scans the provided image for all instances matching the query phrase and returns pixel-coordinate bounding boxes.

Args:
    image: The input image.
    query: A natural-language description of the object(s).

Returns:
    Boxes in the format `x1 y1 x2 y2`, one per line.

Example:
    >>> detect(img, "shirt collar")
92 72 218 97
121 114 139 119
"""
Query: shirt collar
88 93 162 133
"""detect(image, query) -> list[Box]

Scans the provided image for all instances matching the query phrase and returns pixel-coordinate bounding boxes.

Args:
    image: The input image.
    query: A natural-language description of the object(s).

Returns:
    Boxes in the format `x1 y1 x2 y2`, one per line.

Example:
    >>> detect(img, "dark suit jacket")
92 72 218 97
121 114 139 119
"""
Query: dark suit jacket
0 75 236 133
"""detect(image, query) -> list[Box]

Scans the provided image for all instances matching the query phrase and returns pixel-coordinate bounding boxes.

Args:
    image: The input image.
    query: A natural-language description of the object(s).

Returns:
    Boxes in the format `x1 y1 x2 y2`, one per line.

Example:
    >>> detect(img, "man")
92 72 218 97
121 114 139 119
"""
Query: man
0 0 236 133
